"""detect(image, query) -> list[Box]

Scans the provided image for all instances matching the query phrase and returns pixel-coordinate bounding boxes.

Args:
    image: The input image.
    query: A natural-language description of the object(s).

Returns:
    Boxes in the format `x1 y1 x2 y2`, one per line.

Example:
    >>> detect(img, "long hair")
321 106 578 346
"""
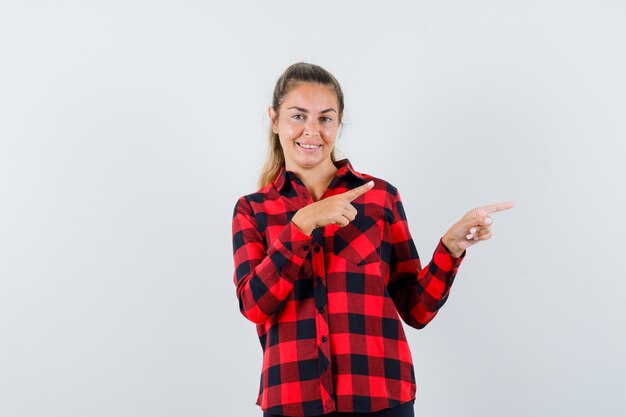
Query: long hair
258 63 345 188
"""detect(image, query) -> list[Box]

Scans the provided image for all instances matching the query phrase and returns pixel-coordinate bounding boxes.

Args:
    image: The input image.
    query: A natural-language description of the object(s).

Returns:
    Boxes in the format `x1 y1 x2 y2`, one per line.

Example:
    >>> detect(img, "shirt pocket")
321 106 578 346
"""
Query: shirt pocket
333 216 382 266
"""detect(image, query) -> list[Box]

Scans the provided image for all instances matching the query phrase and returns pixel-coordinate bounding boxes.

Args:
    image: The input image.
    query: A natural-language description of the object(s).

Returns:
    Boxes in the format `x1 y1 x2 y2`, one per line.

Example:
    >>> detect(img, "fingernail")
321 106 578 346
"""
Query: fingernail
485 217 492 225
367 180 374 186
473 236 479 241
470 227 477 234
466 234 473 240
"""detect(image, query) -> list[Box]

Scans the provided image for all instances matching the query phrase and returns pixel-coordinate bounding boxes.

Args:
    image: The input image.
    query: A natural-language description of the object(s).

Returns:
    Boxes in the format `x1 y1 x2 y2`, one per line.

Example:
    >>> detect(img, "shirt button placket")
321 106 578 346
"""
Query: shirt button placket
311 240 335 411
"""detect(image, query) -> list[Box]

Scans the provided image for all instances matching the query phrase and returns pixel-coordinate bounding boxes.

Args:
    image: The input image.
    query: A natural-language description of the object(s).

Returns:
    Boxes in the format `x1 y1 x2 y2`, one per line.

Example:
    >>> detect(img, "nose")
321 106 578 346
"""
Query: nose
303 119 320 137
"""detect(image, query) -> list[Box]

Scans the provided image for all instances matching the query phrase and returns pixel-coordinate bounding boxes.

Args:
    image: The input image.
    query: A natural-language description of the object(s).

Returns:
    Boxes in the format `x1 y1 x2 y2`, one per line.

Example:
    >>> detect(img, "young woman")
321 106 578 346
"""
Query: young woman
232 63 514 417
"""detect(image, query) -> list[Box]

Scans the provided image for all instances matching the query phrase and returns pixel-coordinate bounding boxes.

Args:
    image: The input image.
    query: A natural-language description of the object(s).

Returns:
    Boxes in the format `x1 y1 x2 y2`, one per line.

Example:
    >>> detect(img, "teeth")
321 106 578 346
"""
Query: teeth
298 143 321 149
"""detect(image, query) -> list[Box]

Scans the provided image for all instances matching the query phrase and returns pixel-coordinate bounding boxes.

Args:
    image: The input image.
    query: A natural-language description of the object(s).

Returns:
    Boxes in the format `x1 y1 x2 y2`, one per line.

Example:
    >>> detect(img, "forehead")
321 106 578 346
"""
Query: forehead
281 82 338 110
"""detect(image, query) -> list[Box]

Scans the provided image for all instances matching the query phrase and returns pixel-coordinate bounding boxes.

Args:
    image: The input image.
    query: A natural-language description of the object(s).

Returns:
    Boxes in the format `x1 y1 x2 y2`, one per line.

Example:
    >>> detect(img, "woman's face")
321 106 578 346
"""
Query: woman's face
269 82 341 172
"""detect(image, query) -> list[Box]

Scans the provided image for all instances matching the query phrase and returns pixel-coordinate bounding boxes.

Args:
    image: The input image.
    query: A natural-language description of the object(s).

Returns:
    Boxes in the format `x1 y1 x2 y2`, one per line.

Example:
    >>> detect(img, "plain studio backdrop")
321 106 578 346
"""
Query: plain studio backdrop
1 1 625 416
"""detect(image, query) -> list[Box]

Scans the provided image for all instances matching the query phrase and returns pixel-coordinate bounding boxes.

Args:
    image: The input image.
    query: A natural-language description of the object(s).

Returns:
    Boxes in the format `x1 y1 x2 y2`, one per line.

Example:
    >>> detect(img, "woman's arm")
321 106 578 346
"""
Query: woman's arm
232 196 312 324
386 189 465 329
232 182 374 324
387 190 514 329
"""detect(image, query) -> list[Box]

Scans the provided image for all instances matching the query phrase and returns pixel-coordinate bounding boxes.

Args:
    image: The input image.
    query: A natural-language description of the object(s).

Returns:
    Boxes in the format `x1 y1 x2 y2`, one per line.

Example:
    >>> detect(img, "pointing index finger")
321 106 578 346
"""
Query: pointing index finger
344 180 374 202
479 201 516 214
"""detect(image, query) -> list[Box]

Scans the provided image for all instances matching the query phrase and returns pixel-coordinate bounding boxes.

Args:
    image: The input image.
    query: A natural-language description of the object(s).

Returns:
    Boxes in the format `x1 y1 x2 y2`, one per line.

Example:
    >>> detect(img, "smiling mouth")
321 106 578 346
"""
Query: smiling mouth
296 142 322 149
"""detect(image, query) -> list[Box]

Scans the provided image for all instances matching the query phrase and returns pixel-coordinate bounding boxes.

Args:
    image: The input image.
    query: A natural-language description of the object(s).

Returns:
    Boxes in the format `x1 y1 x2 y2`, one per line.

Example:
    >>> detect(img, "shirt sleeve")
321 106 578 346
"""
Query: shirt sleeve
232 196 313 324
387 189 466 329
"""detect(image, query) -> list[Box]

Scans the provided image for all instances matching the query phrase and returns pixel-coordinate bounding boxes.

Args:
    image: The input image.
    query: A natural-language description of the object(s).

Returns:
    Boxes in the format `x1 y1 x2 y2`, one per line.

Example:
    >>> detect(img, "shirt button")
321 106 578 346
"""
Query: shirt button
318 308 324 314
314 246 321 253
316 277 322 284
321 336 327 343
303 245 310 251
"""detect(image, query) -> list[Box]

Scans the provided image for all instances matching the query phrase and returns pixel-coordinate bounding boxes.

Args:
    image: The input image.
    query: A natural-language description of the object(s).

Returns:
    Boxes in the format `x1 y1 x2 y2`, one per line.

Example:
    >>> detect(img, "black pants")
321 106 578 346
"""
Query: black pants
263 400 415 417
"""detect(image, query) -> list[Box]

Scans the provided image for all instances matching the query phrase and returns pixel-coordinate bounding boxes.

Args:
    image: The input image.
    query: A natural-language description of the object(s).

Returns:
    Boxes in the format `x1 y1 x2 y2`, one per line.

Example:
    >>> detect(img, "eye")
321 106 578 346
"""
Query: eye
291 114 305 121
321 116 333 123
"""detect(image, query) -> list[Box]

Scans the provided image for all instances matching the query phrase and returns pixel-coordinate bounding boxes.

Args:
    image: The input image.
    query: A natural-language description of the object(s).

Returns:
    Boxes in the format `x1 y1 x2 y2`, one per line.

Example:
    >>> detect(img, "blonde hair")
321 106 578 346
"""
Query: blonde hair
259 63 345 188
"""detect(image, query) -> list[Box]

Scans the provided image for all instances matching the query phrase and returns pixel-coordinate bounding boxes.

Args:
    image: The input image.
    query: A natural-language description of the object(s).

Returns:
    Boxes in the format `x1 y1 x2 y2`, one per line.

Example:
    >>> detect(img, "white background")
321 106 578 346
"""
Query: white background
1 1 625 416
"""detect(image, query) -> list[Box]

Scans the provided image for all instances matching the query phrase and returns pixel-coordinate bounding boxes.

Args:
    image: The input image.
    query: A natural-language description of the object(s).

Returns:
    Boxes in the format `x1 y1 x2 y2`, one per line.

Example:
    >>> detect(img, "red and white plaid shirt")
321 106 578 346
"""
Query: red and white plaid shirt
232 159 465 416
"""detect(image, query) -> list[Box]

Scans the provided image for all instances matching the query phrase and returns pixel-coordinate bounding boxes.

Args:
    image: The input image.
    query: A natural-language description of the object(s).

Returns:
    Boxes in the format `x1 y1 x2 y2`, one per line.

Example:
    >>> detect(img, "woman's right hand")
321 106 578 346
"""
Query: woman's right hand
291 180 374 236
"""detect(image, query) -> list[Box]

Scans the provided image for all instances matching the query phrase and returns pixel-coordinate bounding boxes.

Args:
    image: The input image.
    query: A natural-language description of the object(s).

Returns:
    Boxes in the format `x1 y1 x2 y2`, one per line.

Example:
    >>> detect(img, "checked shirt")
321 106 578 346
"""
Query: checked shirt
232 159 465 417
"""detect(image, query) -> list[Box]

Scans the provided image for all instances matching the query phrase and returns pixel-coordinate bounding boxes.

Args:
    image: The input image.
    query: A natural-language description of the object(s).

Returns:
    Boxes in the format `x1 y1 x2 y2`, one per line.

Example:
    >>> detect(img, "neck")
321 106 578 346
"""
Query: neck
287 159 338 201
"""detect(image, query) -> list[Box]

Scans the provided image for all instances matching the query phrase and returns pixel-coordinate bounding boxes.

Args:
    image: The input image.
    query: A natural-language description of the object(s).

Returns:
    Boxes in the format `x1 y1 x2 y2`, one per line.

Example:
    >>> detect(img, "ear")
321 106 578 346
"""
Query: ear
268 106 279 134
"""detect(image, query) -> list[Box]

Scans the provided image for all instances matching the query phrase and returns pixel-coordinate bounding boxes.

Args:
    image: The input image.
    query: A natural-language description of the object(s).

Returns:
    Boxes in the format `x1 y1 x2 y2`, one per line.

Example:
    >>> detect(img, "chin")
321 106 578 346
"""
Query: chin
302 153 332 166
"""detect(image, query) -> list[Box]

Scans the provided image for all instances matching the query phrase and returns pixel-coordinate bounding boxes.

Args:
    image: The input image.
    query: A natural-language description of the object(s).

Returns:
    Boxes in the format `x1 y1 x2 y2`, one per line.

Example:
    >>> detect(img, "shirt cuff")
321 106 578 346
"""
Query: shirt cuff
434 237 466 272
278 221 314 260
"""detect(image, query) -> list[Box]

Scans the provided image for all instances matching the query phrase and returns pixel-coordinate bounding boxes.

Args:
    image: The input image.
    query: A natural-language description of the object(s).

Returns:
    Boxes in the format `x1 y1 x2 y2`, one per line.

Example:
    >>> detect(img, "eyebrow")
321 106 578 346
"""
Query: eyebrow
287 106 337 114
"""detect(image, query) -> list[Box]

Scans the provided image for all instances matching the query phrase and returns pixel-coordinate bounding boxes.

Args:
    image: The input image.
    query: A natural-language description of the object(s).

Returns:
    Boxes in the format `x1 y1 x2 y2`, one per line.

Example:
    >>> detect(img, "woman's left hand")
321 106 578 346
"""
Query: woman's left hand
441 201 515 258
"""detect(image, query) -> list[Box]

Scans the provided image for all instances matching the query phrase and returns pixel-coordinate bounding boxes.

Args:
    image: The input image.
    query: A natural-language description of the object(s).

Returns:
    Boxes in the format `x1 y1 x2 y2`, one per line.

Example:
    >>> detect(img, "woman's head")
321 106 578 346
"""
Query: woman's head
259 63 345 188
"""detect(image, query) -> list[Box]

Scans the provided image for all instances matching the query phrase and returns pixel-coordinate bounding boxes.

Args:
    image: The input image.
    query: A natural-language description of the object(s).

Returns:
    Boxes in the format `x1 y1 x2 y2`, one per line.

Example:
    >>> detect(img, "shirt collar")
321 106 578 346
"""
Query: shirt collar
274 159 365 192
